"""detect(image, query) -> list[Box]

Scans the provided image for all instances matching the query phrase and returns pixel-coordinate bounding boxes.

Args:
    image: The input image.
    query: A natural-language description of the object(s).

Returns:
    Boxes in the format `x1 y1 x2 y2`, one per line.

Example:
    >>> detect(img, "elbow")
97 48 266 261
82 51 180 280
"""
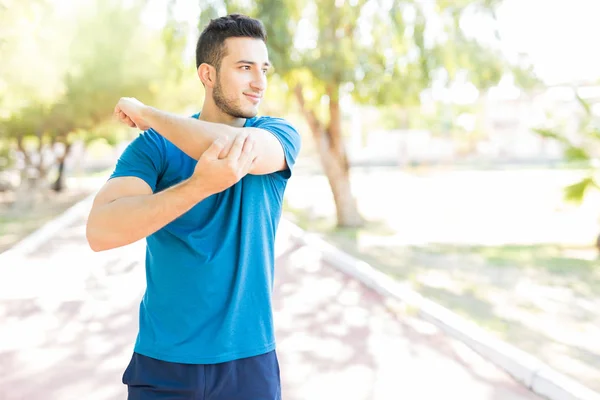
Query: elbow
87 239 107 253
85 219 111 252
86 229 105 253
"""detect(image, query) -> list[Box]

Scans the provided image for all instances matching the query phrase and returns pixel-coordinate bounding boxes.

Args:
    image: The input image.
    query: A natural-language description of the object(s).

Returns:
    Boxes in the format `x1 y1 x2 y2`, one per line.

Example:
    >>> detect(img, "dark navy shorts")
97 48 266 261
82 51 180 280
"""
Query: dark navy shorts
122 350 281 400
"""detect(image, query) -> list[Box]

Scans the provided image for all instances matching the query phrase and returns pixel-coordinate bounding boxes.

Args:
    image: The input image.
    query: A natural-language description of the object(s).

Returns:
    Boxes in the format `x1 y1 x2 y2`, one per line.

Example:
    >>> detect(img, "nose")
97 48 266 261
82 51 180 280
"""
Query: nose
250 71 266 92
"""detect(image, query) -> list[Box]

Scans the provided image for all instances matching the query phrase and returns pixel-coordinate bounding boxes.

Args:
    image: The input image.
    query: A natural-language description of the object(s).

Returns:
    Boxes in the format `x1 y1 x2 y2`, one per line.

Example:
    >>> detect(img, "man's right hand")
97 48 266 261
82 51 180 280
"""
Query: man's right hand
187 133 257 197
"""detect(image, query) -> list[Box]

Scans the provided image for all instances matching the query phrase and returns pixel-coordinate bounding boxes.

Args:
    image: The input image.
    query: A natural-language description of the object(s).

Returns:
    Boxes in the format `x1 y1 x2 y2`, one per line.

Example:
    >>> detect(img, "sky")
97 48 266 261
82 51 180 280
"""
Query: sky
494 0 600 85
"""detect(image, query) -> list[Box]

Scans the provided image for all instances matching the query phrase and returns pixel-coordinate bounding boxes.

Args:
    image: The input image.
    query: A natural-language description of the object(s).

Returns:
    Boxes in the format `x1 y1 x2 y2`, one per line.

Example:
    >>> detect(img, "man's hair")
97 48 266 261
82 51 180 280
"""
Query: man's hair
195 14 267 70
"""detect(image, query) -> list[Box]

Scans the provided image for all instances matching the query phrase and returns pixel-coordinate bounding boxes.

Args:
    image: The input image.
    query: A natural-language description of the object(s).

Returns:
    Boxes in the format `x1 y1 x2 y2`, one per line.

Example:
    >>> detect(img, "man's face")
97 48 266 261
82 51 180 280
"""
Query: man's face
212 37 270 119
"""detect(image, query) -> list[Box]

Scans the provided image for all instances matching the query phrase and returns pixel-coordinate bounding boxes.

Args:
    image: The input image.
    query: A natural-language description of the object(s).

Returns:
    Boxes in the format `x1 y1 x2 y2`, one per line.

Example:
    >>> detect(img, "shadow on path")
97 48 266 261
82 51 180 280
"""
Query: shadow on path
0 217 541 399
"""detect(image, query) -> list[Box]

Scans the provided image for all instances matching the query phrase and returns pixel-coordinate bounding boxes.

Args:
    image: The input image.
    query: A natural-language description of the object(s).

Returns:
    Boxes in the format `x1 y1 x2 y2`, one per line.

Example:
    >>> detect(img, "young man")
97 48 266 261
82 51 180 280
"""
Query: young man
86 14 301 399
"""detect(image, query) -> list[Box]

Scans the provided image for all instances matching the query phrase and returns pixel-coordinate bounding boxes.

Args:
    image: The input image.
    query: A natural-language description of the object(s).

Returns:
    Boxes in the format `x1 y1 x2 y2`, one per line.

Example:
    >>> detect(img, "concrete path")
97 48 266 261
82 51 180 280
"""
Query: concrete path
0 216 541 400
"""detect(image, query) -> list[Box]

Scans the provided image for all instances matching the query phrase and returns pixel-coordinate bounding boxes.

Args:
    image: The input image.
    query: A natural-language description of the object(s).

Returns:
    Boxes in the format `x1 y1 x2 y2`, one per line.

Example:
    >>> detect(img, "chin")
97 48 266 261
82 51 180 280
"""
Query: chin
242 108 259 118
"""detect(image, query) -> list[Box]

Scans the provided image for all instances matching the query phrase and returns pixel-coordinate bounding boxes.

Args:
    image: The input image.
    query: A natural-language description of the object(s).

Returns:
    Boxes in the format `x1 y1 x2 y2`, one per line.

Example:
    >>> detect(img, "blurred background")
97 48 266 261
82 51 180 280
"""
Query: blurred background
1 0 599 395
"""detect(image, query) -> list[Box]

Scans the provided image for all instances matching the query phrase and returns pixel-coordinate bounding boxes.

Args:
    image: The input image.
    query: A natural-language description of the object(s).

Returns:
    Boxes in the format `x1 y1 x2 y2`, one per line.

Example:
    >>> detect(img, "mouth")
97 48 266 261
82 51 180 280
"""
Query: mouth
244 93 262 104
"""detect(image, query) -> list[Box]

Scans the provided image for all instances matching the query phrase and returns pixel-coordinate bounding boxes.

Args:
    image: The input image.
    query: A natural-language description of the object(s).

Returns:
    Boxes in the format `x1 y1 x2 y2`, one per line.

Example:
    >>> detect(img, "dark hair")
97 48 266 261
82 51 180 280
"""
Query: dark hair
195 14 267 70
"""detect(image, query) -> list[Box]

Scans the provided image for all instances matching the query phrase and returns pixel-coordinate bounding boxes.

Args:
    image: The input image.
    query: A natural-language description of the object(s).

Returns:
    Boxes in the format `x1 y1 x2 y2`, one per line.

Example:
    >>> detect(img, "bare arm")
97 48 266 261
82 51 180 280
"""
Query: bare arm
115 98 286 175
86 134 256 252
86 176 210 252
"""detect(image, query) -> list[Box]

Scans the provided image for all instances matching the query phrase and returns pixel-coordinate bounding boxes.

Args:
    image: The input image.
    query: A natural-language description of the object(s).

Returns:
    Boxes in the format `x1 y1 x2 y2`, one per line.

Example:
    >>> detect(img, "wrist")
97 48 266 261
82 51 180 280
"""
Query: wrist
140 105 157 126
182 176 213 202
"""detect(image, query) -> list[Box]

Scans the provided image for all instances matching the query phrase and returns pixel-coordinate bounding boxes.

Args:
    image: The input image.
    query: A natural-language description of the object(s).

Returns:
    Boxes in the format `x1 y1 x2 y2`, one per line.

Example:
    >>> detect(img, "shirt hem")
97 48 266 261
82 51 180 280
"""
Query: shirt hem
133 342 276 365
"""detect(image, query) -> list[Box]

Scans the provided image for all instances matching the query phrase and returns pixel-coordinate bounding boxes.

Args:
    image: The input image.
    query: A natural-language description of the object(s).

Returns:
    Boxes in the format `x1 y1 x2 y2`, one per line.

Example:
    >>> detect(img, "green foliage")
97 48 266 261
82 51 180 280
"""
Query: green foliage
563 146 590 163
0 139 12 171
4 1 165 133
184 0 536 117
255 0 533 111
564 177 598 204
0 0 70 113
61 0 162 131
0 0 177 189
533 92 600 204
533 127 568 144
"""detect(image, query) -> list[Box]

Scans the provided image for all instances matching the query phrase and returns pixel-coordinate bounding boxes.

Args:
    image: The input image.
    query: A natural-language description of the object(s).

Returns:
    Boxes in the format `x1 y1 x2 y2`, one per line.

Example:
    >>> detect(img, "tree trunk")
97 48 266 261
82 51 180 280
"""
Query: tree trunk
294 84 364 228
13 136 34 210
52 160 66 192
52 140 72 192
13 135 46 210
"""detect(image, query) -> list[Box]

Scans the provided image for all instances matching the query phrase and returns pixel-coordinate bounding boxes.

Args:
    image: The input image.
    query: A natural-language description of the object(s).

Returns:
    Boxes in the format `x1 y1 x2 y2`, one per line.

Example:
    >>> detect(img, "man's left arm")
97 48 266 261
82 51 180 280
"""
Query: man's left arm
114 97 290 175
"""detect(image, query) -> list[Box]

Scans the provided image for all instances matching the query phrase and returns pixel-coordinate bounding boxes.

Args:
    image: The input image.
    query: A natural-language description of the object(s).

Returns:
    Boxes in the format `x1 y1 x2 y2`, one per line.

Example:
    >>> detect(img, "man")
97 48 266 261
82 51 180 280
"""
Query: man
86 14 301 400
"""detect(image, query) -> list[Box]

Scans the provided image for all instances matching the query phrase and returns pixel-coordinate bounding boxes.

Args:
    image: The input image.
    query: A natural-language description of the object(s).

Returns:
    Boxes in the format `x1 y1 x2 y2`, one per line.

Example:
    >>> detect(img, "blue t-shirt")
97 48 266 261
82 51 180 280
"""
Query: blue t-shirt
109 114 301 364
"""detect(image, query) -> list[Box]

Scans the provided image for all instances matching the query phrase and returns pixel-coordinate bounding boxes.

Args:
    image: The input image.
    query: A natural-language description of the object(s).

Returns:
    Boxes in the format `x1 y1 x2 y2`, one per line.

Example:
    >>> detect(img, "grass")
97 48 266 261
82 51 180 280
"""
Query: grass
420 244 599 272
284 200 599 277
283 200 600 392
0 168 112 253
1 211 52 250
284 201 396 237
0 188 91 254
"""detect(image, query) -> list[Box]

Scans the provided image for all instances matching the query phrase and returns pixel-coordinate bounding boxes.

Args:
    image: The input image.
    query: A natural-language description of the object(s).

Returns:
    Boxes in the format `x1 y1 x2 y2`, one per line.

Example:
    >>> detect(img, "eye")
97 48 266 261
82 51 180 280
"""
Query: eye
262 69 268 75
241 65 251 70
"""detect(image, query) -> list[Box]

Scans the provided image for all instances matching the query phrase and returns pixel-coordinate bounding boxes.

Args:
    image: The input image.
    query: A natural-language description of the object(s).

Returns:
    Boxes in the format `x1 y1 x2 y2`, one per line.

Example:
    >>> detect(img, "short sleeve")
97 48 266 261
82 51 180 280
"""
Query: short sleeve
251 117 301 180
109 129 166 192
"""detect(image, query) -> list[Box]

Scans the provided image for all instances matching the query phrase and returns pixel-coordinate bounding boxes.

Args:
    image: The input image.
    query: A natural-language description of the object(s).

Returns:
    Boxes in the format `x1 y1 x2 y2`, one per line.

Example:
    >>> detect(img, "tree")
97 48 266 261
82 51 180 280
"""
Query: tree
0 0 66 176
170 0 533 227
0 0 64 113
533 92 600 219
0 0 166 193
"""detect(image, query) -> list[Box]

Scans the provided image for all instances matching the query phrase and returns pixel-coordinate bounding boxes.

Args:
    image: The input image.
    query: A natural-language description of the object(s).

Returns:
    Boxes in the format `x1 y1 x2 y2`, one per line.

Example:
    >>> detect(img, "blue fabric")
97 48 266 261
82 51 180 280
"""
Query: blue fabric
122 351 281 400
110 114 301 364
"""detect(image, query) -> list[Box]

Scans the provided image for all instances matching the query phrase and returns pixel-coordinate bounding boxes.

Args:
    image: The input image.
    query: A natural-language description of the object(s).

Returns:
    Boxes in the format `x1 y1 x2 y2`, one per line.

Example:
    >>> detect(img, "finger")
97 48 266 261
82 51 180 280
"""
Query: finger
202 138 226 160
237 137 255 169
217 135 233 159
117 110 135 128
240 140 257 174
243 155 257 174
226 133 248 161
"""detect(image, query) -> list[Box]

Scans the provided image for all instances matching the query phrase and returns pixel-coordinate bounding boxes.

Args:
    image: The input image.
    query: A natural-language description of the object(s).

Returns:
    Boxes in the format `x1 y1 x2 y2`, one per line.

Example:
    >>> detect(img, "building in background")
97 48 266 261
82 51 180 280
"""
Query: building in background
346 82 600 167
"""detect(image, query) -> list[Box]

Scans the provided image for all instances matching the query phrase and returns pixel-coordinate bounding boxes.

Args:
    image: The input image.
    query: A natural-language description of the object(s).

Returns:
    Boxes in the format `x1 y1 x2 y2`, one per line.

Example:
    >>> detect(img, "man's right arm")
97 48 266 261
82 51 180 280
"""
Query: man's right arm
86 133 255 252
86 176 210 252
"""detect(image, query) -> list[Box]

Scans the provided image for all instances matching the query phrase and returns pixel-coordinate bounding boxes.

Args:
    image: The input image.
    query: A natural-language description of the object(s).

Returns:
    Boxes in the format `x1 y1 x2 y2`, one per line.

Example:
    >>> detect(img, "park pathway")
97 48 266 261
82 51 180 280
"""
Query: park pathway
0 214 541 399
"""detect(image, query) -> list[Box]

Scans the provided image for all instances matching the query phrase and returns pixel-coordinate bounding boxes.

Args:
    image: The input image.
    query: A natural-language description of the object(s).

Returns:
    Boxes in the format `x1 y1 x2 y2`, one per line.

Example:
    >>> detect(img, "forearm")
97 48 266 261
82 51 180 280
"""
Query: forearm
142 107 240 160
86 180 208 252
138 105 287 174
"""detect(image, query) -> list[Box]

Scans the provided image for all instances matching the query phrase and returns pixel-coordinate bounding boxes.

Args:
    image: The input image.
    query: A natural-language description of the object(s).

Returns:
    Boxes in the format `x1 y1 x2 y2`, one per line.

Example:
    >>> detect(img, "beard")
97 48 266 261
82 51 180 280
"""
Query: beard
213 74 257 119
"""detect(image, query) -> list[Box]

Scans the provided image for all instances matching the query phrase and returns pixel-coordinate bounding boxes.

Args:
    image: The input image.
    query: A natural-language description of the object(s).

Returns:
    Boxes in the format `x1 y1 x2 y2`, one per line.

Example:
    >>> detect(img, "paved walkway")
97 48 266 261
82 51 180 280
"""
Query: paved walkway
0 215 541 400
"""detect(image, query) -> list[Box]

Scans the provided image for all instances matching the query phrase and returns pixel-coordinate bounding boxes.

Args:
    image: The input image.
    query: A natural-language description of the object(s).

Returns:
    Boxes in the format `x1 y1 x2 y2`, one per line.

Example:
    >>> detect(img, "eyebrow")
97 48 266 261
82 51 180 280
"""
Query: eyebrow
235 60 271 68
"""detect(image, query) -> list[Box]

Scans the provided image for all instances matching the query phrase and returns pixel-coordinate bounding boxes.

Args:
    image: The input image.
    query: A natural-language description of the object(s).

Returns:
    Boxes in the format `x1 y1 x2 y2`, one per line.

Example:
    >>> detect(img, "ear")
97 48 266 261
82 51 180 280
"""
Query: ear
197 63 217 88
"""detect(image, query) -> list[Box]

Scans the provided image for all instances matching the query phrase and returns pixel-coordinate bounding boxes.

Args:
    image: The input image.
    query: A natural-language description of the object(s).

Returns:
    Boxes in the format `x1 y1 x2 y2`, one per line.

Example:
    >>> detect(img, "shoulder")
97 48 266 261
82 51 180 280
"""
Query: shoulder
247 116 297 130
125 129 168 160
132 128 166 147
247 116 300 147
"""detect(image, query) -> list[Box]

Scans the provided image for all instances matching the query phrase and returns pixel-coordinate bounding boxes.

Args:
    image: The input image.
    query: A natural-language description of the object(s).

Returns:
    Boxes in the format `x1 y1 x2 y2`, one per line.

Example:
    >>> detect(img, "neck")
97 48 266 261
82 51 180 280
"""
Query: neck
199 97 246 128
